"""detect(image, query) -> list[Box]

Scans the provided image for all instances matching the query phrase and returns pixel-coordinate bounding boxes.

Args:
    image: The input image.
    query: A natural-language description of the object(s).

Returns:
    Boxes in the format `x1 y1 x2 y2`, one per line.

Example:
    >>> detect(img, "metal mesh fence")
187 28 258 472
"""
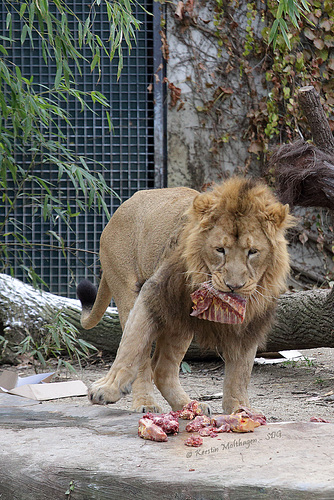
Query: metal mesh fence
0 1 165 297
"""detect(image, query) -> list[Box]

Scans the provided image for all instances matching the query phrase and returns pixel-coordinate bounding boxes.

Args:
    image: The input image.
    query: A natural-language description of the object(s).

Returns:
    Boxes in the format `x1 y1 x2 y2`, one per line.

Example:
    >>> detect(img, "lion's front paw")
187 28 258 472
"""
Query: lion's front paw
132 403 163 413
88 376 132 405
131 396 162 413
222 396 249 415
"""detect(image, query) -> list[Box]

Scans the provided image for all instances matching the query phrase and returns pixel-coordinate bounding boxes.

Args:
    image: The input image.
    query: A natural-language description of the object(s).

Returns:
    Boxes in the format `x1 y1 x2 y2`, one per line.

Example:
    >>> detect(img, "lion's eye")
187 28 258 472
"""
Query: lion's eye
216 247 225 254
248 248 258 256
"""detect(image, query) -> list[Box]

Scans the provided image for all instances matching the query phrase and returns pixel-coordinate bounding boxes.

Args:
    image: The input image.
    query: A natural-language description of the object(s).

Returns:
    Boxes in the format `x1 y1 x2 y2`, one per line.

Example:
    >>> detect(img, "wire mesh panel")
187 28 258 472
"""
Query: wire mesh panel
0 1 165 297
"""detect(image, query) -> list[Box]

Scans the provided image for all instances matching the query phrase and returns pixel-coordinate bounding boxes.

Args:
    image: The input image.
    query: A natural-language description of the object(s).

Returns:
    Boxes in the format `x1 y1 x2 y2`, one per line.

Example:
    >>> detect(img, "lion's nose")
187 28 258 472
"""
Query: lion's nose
225 282 245 292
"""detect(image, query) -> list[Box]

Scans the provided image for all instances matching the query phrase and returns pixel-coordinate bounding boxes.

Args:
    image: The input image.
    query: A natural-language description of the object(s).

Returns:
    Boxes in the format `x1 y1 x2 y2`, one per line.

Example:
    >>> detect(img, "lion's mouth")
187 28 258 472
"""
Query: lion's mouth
190 282 247 324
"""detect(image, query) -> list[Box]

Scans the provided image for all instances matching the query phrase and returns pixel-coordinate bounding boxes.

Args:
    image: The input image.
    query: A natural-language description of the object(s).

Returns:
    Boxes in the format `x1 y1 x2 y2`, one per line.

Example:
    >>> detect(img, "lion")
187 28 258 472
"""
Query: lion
77 177 294 414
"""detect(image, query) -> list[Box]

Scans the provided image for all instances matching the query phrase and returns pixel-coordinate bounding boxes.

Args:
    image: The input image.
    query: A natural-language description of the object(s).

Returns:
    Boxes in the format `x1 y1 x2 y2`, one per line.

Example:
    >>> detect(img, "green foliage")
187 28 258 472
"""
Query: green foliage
282 356 316 368
268 0 311 50
181 361 192 374
105 0 143 78
0 0 141 366
65 480 75 497
0 0 140 282
16 312 98 372
258 0 334 150
221 0 334 157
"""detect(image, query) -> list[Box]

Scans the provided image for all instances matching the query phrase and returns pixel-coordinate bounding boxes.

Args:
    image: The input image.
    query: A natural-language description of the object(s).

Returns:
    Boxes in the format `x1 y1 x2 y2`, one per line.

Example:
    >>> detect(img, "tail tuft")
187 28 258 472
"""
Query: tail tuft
77 279 97 310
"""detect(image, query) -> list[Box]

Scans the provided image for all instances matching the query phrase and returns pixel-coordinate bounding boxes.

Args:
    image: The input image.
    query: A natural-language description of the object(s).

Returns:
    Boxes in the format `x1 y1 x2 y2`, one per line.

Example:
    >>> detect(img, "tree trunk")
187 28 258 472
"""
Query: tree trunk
0 274 333 363
298 86 334 155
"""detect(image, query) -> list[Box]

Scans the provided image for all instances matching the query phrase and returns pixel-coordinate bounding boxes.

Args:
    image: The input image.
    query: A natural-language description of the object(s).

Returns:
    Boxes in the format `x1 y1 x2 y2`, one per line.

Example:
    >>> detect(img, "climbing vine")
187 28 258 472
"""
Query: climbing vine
163 0 334 171
253 0 334 153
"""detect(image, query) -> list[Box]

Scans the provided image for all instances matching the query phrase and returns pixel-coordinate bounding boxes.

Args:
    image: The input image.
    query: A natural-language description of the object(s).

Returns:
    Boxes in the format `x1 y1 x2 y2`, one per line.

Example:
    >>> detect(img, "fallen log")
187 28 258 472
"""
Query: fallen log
266 287 334 352
0 273 121 364
0 274 333 363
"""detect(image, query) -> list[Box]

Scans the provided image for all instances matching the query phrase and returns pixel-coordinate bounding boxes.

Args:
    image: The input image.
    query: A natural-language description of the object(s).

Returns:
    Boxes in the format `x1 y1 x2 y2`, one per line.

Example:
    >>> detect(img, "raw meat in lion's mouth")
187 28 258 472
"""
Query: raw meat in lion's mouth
190 282 247 324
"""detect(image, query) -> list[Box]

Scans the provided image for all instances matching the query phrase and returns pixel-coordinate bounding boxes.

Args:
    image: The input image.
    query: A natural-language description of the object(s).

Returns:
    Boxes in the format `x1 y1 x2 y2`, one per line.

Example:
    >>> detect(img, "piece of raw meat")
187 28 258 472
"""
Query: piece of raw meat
138 418 168 442
310 416 330 423
198 427 218 438
142 412 179 435
185 415 211 432
234 407 266 426
184 434 203 447
179 400 205 420
190 282 246 324
211 413 257 433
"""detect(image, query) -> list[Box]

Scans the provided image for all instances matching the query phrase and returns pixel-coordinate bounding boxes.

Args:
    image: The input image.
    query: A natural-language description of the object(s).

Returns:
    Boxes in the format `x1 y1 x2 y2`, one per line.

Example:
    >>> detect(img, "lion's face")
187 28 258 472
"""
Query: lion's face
201 217 271 297
182 177 295 318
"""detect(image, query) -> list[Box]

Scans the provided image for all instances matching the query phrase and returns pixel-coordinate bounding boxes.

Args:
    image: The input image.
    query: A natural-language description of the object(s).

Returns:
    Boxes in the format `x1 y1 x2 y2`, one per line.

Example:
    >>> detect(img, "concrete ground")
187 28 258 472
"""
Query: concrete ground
0 392 333 500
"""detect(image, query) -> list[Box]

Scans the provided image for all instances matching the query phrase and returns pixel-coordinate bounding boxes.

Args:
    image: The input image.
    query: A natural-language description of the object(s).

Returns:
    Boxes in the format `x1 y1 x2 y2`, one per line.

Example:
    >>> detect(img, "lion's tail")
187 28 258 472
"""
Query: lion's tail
77 275 112 329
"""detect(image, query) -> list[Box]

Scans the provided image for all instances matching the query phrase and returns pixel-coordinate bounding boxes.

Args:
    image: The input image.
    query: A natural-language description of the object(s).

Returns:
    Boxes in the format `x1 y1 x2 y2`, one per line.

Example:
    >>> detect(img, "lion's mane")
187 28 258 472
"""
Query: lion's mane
168 177 295 352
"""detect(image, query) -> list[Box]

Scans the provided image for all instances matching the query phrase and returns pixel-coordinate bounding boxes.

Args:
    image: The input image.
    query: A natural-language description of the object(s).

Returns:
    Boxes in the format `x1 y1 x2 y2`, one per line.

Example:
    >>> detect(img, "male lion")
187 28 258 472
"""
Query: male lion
77 177 294 414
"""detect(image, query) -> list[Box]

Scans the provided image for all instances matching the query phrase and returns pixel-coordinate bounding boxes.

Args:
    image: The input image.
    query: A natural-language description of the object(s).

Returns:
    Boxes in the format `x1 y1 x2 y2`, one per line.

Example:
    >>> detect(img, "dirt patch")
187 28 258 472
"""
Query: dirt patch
5 347 333 422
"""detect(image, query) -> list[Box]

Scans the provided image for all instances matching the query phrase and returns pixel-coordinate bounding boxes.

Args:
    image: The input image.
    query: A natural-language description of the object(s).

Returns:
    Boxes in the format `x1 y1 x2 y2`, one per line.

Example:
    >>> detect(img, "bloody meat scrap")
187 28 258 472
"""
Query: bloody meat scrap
185 415 211 432
190 282 246 324
234 407 267 426
211 413 256 433
142 412 179 435
184 434 203 447
137 402 205 441
198 427 218 438
179 400 205 420
138 418 168 442
138 411 179 441
210 407 266 433
184 406 266 440
138 401 266 445
310 416 330 423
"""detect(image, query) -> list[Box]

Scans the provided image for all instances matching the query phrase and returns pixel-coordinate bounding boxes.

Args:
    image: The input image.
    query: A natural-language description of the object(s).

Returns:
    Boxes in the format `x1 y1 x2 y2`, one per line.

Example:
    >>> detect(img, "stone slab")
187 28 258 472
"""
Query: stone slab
0 393 333 499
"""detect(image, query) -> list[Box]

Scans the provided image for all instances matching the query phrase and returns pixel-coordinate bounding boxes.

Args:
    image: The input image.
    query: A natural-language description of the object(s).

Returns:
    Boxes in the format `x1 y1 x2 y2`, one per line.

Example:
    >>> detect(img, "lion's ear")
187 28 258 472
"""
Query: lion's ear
266 203 295 232
192 193 216 219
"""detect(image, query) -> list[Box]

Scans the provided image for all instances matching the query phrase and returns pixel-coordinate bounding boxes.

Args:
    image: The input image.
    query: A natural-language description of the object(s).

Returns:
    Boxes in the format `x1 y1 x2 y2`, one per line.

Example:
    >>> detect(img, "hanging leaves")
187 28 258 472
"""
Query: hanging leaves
0 0 136 284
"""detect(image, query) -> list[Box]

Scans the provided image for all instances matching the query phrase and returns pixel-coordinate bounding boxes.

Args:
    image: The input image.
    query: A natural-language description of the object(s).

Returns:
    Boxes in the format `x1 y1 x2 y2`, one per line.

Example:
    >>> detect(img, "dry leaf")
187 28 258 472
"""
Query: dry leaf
314 38 325 50
167 82 182 107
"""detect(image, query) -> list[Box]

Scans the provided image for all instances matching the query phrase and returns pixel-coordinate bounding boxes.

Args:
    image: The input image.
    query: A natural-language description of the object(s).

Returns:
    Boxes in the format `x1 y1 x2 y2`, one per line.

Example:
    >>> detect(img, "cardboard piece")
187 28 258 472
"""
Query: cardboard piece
254 350 306 365
0 370 87 401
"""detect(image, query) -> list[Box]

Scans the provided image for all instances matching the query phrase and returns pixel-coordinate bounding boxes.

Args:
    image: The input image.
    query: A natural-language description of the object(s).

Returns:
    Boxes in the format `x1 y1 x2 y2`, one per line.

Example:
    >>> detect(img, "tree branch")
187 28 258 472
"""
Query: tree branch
298 86 334 156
